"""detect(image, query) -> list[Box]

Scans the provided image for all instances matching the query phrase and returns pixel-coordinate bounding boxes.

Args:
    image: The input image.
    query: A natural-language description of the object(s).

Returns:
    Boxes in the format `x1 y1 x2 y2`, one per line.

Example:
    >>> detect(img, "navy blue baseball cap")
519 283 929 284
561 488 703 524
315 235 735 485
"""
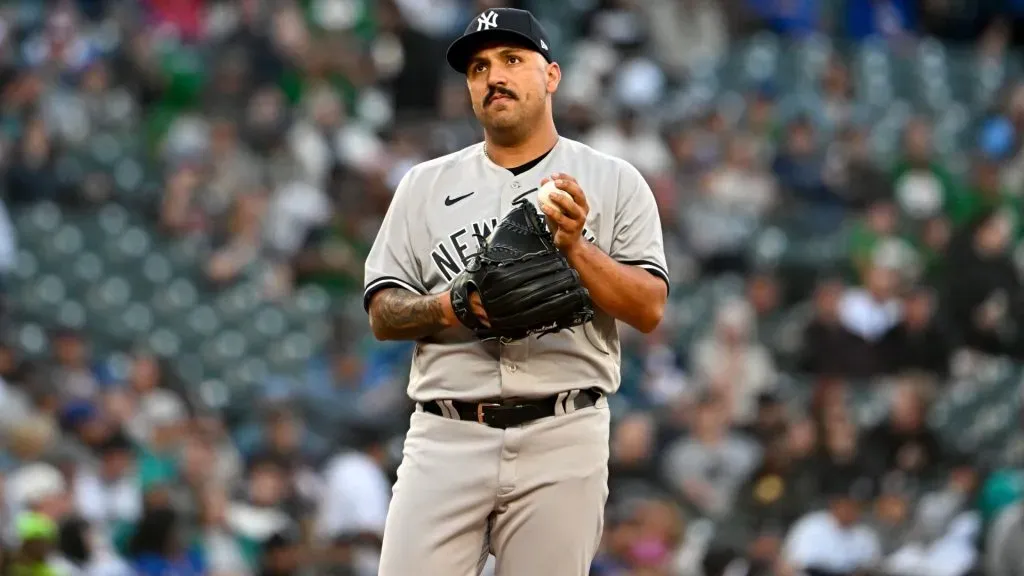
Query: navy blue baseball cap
446 8 553 74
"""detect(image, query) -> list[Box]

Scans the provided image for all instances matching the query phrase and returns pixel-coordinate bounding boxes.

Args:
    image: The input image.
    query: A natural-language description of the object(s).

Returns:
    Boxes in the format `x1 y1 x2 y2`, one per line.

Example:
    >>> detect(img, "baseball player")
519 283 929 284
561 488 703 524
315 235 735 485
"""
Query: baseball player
363 7 669 576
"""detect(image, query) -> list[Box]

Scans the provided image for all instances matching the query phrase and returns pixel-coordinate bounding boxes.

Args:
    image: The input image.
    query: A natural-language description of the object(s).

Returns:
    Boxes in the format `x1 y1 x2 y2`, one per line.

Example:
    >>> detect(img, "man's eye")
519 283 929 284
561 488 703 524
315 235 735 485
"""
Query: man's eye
508 55 521 64
474 63 487 73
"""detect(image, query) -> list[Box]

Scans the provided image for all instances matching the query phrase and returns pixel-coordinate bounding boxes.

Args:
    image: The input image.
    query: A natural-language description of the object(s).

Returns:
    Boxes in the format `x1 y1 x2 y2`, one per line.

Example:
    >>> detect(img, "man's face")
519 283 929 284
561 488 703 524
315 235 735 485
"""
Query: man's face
54 335 85 367
904 120 932 163
747 274 779 316
694 402 725 438
813 281 843 322
466 43 556 135
130 355 159 393
904 292 933 327
101 450 133 481
787 122 814 155
950 467 978 493
269 415 301 451
249 465 286 507
974 158 1001 194
831 496 861 526
865 266 897 300
757 403 785 429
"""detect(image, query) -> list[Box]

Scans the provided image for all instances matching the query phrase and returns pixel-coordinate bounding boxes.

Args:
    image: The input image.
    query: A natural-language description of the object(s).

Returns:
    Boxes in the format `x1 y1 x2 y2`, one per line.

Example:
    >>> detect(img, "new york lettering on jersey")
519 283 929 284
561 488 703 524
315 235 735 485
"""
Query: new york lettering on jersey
429 215 598 283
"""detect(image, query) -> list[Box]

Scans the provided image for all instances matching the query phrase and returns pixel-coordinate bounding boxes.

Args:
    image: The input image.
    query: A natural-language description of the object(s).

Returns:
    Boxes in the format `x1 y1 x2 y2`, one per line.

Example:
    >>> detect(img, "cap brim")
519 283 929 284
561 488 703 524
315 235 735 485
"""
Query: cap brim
446 29 547 74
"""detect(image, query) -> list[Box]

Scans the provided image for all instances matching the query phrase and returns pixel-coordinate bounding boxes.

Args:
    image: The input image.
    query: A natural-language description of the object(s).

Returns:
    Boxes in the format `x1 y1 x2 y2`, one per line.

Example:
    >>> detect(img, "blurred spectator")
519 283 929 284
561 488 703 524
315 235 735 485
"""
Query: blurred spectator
836 262 906 377
195 485 251 575
693 298 778 425
6 116 61 205
735 431 819 536
204 194 269 288
892 118 960 223
225 455 296 570
126 507 204 575
780 475 881 575
741 88 780 167
799 278 856 376
290 208 367 299
50 329 100 402
951 153 1019 229
863 380 945 482
684 133 776 276
55 515 132 575
823 126 890 209
644 0 728 79
882 461 981 576
583 109 673 180
740 391 789 446
5 459 70 544
773 116 834 209
817 56 857 133
592 496 694 576
662 393 761 520
256 531 303 576
7 512 62 576
879 287 952 377
849 199 901 277
816 411 876 491
72 430 141 546
944 207 1024 356
314 422 392 576
609 413 668 498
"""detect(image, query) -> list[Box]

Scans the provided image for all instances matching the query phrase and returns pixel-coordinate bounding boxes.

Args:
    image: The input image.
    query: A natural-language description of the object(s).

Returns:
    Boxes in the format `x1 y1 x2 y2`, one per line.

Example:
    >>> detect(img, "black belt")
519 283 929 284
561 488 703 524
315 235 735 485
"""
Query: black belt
421 388 602 429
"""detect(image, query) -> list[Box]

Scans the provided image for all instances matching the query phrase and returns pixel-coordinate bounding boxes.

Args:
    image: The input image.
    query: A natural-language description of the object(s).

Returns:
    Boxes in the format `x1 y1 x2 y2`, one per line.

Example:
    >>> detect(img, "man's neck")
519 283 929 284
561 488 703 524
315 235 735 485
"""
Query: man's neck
485 120 559 168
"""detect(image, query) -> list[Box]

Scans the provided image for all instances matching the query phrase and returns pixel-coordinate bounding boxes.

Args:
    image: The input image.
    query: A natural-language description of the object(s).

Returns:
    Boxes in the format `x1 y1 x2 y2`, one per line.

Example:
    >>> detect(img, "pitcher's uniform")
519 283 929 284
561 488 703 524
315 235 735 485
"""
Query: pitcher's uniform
363 134 669 575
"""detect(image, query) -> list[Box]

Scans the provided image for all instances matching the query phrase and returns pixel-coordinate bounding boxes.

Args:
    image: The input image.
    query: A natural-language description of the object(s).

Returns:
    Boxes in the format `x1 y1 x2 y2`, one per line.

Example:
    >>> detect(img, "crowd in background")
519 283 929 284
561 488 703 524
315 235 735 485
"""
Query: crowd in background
3 0 1024 575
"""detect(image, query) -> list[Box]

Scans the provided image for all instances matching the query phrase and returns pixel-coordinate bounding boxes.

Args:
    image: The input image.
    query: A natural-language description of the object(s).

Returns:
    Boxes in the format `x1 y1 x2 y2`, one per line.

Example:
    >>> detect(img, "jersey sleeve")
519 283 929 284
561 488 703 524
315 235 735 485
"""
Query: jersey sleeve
363 170 427 311
609 162 670 293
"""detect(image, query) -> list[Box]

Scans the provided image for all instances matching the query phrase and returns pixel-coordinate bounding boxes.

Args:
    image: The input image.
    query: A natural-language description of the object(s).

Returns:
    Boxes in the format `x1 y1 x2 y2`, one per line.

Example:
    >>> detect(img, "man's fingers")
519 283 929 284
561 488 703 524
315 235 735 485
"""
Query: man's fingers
549 190 584 220
470 293 490 326
541 203 574 229
551 175 589 211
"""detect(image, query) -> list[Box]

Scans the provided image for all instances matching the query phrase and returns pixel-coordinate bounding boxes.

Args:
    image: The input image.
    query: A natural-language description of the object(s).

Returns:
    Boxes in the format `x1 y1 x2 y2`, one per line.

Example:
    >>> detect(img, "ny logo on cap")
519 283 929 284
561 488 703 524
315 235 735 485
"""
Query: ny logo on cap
476 11 499 31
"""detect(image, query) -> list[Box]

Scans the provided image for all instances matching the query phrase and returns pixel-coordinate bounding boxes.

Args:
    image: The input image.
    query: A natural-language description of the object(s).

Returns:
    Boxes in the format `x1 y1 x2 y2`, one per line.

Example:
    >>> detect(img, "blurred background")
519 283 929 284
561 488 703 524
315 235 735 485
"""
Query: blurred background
3 0 1024 575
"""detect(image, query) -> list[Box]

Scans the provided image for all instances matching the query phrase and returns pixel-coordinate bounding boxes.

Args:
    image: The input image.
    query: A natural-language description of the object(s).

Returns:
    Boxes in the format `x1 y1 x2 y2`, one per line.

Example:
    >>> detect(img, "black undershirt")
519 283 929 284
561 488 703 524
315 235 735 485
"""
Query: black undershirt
505 147 553 176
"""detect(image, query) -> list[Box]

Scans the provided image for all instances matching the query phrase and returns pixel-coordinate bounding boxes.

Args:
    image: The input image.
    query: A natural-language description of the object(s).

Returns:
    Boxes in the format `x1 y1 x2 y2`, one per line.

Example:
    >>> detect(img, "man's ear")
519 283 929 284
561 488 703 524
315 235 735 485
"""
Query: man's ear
546 61 561 94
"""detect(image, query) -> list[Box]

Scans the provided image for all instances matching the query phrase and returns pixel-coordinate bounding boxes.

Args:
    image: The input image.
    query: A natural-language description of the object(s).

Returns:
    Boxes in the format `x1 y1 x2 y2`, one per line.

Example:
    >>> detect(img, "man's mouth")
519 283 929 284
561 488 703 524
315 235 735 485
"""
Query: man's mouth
487 92 515 106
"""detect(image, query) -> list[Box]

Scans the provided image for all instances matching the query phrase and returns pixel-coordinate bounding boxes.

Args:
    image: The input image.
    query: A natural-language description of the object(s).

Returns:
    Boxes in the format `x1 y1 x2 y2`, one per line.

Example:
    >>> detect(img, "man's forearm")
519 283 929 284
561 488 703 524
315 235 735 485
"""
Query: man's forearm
564 242 666 333
368 288 457 341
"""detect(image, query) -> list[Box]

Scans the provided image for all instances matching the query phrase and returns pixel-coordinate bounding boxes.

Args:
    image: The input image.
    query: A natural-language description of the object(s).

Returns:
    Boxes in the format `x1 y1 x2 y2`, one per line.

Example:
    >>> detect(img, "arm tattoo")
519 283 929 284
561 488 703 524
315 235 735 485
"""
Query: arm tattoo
370 288 449 340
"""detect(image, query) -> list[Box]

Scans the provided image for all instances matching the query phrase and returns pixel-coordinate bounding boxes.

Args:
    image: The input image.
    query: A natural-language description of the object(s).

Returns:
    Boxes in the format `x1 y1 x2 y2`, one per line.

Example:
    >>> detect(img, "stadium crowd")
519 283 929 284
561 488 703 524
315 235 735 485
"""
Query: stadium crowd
4 0 1024 575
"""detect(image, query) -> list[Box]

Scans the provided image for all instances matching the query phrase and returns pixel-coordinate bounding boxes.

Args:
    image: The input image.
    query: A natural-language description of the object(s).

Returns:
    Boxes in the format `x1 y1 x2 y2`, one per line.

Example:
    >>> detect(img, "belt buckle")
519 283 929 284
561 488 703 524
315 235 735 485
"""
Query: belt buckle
476 402 501 425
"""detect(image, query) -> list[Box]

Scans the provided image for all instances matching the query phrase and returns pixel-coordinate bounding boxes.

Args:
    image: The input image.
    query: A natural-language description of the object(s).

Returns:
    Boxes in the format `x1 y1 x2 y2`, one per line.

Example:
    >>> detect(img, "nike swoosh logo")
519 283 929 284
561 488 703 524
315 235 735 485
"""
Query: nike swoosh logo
445 192 474 206
511 187 538 205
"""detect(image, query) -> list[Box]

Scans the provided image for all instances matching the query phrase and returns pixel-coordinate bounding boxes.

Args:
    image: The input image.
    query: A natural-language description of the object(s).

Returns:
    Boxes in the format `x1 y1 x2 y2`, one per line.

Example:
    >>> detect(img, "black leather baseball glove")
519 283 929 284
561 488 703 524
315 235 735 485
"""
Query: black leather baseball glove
450 202 595 342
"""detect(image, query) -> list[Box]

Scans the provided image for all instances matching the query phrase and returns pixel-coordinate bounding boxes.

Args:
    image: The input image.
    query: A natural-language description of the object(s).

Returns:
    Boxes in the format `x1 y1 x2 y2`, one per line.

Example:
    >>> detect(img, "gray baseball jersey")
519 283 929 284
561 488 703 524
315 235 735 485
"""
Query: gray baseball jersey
363 137 669 402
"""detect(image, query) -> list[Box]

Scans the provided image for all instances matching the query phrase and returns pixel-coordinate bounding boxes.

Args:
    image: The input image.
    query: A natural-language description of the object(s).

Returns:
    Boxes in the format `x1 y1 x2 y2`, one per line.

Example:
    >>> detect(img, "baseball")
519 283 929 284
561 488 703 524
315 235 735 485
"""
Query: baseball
538 180 571 212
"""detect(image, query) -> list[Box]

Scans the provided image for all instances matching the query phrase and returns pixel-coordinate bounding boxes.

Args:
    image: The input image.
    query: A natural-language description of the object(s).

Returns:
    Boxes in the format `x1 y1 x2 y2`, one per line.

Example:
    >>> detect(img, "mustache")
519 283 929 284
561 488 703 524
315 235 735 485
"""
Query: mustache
485 87 517 105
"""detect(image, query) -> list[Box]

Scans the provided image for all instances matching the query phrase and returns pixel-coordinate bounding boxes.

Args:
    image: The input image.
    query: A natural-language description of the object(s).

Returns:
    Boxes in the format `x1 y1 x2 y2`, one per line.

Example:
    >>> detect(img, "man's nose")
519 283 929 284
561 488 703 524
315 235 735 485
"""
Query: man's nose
486 67 510 87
